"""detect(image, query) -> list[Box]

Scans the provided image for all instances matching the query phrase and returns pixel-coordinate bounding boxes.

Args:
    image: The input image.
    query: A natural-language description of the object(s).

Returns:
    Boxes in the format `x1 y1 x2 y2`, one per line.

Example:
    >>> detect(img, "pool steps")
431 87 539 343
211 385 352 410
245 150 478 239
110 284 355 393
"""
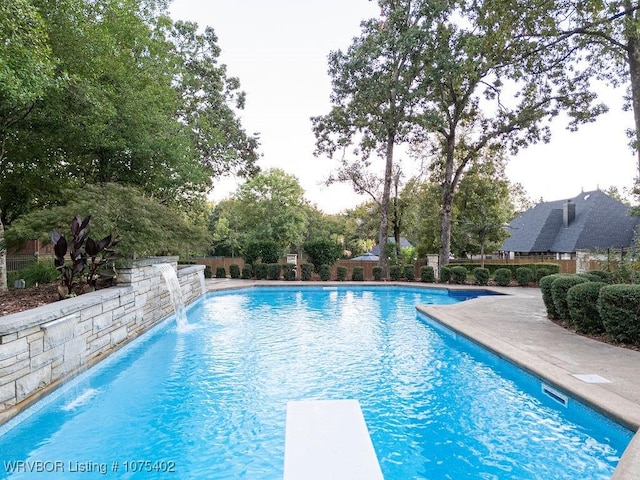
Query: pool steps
283 399 384 480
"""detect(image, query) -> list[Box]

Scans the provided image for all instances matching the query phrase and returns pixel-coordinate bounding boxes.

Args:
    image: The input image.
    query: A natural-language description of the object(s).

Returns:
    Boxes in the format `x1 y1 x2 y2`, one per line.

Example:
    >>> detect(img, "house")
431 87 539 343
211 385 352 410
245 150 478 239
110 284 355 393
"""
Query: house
501 189 639 259
369 237 413 257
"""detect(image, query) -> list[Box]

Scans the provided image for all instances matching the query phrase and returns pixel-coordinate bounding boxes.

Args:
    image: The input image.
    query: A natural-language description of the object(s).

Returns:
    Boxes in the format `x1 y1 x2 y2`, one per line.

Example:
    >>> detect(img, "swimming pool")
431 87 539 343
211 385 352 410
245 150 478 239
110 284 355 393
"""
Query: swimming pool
0 286 632 479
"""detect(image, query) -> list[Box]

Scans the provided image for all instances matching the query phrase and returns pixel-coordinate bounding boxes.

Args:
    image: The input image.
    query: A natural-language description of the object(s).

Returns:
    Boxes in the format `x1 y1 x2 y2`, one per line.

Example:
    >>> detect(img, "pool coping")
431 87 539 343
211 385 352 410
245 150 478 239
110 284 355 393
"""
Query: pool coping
204 279 640 480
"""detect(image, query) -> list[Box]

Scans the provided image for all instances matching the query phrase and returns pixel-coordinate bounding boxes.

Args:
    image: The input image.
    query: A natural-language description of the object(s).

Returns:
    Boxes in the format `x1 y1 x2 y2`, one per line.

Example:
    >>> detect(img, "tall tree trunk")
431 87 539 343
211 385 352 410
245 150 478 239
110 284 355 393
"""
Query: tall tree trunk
378 132 395 276
0 217 7 292
627 33 640 185
439 184 454 269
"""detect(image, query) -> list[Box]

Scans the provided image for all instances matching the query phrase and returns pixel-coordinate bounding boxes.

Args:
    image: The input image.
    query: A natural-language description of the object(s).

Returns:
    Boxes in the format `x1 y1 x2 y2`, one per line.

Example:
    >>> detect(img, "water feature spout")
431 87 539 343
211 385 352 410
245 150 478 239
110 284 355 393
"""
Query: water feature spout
153 263 188 330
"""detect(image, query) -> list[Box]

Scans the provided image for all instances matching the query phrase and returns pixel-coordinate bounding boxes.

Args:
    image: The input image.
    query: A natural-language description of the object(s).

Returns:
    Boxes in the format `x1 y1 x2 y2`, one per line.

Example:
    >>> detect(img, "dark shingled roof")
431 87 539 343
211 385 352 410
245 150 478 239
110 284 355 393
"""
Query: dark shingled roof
501 190 640 254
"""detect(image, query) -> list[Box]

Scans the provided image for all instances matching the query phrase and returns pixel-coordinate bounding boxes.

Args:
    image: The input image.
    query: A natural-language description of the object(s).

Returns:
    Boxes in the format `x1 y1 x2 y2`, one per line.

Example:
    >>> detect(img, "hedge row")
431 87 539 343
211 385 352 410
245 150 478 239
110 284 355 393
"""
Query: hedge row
540 272 640 345
448 262 561 280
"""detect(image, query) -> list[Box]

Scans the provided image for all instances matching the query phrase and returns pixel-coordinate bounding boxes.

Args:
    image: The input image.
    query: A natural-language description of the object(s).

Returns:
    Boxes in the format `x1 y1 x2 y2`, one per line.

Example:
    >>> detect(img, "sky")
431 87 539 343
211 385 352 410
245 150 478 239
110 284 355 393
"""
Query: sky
169 0 638 214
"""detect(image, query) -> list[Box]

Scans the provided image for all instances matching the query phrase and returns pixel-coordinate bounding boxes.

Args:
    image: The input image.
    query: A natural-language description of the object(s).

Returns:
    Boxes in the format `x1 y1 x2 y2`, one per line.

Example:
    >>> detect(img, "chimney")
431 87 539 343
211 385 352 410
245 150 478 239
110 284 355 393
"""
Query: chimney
563 200 575 227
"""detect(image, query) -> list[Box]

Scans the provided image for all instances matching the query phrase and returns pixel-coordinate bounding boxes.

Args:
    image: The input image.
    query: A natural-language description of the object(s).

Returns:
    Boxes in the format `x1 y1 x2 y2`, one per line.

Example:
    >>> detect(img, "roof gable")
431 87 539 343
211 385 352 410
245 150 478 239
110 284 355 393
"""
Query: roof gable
501 190 639 253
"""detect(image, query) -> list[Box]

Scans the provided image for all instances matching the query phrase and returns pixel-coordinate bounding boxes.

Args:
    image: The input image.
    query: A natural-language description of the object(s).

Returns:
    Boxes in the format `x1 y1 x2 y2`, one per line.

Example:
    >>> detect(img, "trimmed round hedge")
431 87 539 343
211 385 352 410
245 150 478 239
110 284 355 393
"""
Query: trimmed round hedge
539 274 570 319
551 275 590 321
420 265 435 283
567 282 608 334
473 267 490 286
597 284 640 344
493 268 512 287
451 266 468 284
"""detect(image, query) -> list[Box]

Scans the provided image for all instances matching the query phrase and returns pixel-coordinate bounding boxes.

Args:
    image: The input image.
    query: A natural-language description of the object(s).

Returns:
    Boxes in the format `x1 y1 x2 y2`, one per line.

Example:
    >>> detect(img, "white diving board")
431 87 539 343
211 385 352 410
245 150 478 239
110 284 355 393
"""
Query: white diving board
283 399 384 480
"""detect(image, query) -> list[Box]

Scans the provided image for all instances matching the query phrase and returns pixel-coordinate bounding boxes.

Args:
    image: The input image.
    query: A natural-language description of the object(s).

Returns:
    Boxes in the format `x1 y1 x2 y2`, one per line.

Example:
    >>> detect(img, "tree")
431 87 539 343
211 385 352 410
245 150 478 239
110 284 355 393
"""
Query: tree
0 0 56 290
312 2 429 272
5 183 211 259
230 169 309 251
409 0 601 267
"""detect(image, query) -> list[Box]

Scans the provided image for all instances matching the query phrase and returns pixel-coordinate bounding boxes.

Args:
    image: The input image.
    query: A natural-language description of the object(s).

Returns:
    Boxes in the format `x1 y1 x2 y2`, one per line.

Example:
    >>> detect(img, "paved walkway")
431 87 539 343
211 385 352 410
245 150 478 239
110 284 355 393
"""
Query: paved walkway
204 280 640 479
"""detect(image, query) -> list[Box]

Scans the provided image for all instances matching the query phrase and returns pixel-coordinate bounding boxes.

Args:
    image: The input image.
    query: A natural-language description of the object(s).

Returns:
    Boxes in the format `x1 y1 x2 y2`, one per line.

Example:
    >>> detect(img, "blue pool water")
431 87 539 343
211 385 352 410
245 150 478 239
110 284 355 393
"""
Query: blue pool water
0 286 633 479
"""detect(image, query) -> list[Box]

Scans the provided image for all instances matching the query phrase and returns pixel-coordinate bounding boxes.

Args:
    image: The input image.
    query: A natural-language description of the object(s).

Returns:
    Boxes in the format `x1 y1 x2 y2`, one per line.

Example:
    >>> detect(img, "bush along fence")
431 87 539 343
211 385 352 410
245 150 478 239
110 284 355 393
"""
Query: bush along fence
540 272 640 346
194 256 564 285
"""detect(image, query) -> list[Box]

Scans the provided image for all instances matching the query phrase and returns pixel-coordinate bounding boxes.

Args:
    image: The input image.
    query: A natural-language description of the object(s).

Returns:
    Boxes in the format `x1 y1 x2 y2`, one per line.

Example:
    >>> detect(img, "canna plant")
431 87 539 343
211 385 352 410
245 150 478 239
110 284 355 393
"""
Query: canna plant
52 216 121 298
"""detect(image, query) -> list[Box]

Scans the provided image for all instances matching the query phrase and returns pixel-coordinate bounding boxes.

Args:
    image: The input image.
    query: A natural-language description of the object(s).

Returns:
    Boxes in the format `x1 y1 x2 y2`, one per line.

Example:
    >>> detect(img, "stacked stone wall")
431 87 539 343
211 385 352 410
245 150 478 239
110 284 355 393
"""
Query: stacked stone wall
0 258 205 425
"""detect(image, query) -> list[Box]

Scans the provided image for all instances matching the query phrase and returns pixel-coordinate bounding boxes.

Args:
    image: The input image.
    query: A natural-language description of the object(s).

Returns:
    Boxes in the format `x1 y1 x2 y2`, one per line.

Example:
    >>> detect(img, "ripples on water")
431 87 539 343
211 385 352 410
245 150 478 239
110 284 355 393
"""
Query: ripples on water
0 287 632 480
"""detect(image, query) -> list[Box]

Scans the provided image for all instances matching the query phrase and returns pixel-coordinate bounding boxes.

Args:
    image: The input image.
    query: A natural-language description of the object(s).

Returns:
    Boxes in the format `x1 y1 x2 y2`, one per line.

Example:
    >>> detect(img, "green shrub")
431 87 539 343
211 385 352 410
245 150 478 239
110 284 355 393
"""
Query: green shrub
229 264 241 279
319 264 331 281
254 263 268 280
567 282 607 334
578 273 603 282
598 284 640 344
241 264 253 279
204 265 212 279
420 266 435 283
535 267 550 283
451 266 468 285
493 268 512 287
282 263 296 281
440 266 452 283
587 270 613 283
352 266 364 281
516 267 533 286
473 267 490 286
531 263 560 277
539 274 568 319
403 264 415 281
301 263 314 281
243 240 282 265
303 239 342 272
373 266 384 281
551 275 589 321
337 266 347 281
215 267 226 279
18 261 59 287
389 265 402 281
266 263 281 280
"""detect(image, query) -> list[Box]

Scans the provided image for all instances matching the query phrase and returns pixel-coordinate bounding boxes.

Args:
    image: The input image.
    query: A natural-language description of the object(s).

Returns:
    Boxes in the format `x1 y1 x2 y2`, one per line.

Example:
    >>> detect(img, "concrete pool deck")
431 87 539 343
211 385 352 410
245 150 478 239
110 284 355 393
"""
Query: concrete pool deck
204 279 640 479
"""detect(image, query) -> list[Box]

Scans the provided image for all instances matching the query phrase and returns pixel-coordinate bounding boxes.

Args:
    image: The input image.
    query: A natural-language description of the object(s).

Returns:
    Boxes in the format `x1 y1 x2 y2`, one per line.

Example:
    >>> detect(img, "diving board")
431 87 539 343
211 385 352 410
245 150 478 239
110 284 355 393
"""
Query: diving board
283 399 384 480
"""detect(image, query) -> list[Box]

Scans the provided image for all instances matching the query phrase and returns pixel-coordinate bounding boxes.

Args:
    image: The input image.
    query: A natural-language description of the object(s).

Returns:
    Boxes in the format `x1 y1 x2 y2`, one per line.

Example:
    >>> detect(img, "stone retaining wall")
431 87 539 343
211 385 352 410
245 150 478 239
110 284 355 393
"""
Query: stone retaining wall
0 258 205 425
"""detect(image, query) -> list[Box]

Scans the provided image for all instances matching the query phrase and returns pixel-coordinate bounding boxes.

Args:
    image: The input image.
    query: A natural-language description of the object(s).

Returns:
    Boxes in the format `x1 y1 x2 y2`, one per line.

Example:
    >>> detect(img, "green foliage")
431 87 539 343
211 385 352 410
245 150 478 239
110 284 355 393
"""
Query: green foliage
420 266 435 283
5 183 210 259
241 264 253 280
515 267 534 286
204 266 212 279
540 274 568 319
451 266 468 285
578 273 604 282
232 169 309 250
598 285 640 344
254 263 267 280
319 264 331 281
14 260 59 287
351 267 364 281
535 267 551 283
301 263 314 281
389 265 402 281
266 263 281 280
587 270 613 283
336 266 347 281
440 266 452 283
373 266 385 281
229 264 241 279
304 238 343 272
282 263 296 281
493 268 512 287
243 240 282 266
473 267 490 286
403 264 415 281
215 267 226 279
567 282 607 334
551 275 590 321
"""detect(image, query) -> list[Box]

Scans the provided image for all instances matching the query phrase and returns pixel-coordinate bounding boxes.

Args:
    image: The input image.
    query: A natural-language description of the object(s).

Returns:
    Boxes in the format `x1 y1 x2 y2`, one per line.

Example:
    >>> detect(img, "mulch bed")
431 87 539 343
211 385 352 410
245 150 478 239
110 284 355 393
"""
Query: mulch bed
0 283 60 317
